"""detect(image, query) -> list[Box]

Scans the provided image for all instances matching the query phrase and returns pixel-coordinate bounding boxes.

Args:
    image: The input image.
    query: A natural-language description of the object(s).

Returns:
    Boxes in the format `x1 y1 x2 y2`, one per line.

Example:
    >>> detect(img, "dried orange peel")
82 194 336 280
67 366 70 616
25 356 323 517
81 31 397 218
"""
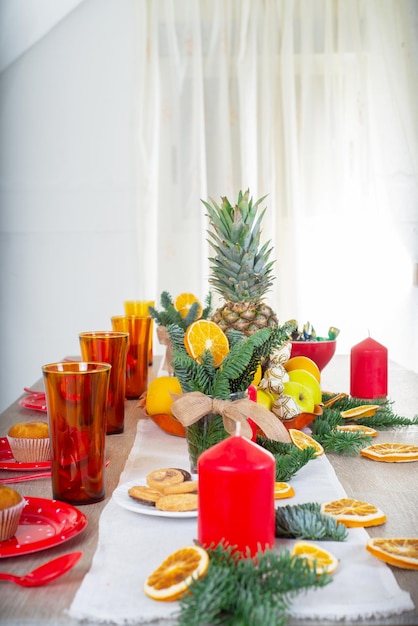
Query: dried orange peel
289 429 324 456
320 497 386 528
292 541 338 575
340 405 381 419
274 482 295 499
144 545 209 601
336 424 378 437
360 442 418 462
366 538 418 570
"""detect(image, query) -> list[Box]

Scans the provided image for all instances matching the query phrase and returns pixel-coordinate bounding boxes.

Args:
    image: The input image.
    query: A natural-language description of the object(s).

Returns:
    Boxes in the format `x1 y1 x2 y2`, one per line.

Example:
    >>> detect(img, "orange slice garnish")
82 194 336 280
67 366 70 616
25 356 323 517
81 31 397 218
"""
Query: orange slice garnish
292 541 338 575
322 392 348 408
366 538 418 570
336 424 378 437
184 320 229 367
274 482 295 499
360 442 418 463
144 545 209 601
289 429 324 456
320 497 386 528
174 293 203 319
340 405 381 419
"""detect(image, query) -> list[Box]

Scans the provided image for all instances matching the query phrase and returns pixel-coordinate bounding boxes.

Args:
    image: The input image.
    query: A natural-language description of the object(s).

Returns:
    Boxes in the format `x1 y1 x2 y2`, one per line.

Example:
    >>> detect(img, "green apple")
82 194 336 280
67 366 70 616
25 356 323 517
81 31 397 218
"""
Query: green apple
282 381 315 414
256 388 277 410
287 369 322 405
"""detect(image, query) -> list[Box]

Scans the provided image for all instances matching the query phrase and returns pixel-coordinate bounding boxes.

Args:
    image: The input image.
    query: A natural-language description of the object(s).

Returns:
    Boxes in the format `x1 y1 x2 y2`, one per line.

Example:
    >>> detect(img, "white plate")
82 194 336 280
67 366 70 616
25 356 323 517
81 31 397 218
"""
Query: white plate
113 479 198 519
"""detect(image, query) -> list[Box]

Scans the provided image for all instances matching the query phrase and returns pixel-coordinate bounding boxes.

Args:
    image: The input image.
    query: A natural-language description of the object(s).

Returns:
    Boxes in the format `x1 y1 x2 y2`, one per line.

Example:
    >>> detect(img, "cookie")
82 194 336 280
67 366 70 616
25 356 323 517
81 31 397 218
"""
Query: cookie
128 485 162 507
163 481 198 495
146 468 185 492
155 493 198 512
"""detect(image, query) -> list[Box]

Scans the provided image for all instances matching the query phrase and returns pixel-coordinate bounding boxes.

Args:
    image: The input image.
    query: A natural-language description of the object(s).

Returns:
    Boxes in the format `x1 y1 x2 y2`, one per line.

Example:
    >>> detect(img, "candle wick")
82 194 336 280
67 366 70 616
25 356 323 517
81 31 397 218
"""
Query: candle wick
235 421 241 437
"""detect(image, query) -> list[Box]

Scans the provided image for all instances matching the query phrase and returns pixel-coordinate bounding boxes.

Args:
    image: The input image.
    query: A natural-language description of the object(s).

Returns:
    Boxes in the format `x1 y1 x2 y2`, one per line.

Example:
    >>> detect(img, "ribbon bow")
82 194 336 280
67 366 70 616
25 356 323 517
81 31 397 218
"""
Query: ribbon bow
171 391 291 443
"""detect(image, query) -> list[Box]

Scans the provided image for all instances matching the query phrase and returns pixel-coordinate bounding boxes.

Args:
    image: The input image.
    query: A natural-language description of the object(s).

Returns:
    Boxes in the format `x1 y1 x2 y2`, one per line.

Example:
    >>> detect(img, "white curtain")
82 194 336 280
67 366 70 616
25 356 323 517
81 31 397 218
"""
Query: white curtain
134 0 418 357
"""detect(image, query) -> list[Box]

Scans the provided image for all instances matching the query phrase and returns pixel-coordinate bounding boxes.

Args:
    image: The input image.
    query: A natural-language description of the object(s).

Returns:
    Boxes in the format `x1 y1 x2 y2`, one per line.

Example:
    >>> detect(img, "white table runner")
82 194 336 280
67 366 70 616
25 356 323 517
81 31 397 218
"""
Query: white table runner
68 418 414 624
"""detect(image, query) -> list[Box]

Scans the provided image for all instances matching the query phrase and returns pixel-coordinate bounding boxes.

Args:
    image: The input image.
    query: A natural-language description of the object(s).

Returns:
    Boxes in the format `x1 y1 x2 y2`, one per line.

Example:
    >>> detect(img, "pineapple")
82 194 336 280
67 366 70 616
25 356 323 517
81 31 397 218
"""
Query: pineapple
202 189 278 335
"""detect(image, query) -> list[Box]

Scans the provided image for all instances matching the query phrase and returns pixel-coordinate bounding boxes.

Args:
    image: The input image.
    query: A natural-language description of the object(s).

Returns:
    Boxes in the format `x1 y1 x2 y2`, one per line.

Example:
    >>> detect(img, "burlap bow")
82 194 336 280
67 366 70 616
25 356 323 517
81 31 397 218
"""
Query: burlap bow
171 391 291 443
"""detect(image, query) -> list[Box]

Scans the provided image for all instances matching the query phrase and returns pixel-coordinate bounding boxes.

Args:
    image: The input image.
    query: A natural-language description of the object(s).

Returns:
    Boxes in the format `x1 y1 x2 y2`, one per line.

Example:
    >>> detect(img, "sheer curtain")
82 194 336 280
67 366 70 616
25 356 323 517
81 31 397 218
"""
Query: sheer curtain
134 0 418 359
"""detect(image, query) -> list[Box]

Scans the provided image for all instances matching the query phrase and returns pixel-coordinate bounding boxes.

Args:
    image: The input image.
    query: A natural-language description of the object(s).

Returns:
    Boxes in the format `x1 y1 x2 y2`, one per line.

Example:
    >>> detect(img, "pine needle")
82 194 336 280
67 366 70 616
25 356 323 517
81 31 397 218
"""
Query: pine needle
257 437 316 481
275 503 348 541
177 543 331 626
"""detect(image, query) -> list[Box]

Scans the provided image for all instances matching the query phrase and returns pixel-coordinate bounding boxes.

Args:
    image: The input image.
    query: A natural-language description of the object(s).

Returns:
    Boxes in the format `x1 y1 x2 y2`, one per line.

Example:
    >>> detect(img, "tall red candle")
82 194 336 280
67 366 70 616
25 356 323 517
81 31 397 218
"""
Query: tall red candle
197 430 276 557
350 337 388 399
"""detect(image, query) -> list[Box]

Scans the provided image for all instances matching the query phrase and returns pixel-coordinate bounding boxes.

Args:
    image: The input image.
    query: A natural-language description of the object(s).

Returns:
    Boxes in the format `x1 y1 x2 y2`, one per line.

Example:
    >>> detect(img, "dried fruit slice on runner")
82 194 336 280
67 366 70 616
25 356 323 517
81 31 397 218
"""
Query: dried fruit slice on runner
184 320 229 367
274 482 295 499
336 424 378 437
292 541 338 575
340 405 381 419
144 545 209 601
366 538 418 570
174 293 203 319
289 429 324 457
322 392 348 408
321 497 386 528
360 442 418 462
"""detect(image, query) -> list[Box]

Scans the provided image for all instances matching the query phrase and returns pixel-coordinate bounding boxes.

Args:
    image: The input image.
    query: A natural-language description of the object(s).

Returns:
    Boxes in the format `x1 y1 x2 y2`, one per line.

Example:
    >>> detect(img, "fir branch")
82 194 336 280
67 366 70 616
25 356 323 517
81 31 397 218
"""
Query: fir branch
148 291 212 330
177 543 331 626
275 503 348 541
256 437 316 481
311 409 371 455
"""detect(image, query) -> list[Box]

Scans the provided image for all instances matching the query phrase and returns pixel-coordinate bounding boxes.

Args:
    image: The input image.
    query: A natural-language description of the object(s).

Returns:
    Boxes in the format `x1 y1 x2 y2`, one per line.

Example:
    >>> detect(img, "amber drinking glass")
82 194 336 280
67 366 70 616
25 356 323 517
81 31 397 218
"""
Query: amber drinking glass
79 332 129 435
123 301 154 365
42 361 111 504
111 316 151 398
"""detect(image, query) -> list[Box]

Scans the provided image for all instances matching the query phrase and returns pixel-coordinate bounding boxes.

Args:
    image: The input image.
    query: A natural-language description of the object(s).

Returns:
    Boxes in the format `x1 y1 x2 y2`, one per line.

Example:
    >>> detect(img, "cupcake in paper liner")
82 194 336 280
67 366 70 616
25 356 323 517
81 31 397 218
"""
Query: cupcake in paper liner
0 486 26 541
7 421 51 463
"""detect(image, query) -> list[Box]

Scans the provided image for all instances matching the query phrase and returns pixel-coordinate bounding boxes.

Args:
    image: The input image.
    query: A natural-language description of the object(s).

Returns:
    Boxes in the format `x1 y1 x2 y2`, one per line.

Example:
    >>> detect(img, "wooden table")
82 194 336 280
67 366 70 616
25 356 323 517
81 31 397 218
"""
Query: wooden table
0 355 417 626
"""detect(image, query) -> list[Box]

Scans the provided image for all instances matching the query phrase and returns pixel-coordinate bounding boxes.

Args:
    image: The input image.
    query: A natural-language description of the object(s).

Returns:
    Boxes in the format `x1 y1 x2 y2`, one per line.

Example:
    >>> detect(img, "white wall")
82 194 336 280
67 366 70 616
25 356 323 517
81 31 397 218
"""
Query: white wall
0 0 144 412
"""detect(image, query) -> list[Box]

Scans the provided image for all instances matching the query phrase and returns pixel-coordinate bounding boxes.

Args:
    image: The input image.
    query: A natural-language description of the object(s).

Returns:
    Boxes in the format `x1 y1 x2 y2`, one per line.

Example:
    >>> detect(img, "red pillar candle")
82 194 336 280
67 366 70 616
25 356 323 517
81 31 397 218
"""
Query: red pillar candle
350 337 388 400
197 430 276 557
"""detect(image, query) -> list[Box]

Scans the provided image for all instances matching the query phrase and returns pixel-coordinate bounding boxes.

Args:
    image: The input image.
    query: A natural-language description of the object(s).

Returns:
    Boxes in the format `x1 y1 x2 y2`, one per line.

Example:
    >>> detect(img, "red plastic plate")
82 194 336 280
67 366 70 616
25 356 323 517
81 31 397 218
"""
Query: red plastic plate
18 394 47 413
0 496 88 558
0 437 51 471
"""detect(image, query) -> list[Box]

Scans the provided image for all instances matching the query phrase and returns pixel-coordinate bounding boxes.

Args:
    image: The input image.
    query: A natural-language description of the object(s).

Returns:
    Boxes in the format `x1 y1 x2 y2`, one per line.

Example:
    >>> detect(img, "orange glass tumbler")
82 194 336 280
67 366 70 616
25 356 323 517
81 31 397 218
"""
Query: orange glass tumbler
111 315 151 398
124 300 154 365
79 331 129 435
42 361 111 504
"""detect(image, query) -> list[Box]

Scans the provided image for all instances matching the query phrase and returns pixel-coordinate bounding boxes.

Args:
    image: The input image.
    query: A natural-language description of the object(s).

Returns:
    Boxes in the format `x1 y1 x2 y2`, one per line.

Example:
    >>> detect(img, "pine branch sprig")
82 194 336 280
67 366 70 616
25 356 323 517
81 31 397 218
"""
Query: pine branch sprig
275 503 348 541
148 291 212 330
177 543 331 626
256 437 316 481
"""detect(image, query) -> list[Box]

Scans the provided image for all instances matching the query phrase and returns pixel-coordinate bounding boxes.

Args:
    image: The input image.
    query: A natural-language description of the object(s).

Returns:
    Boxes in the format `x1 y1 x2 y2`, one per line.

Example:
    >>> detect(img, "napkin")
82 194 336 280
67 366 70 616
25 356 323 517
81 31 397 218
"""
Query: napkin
68 419 413 625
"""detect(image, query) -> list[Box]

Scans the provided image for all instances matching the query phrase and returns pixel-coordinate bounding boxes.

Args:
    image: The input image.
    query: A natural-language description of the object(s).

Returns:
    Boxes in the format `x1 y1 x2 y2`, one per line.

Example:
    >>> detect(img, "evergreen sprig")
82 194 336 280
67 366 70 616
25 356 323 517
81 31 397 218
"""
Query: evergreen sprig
148 291 212 330
256 437 316 481
177 543 331 626
275 503 348 541
167 323 295 398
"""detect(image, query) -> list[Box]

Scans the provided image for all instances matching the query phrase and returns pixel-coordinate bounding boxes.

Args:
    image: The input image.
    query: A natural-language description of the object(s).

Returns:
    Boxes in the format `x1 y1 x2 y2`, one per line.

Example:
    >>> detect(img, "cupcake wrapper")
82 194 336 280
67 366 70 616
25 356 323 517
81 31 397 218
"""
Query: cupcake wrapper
7 436 51 463
0 498 26 542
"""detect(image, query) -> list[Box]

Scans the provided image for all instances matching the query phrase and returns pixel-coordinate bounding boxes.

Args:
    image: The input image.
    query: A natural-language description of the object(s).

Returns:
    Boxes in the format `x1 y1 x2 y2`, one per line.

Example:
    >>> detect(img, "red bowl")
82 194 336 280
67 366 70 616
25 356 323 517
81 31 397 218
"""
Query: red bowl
290 340 336 371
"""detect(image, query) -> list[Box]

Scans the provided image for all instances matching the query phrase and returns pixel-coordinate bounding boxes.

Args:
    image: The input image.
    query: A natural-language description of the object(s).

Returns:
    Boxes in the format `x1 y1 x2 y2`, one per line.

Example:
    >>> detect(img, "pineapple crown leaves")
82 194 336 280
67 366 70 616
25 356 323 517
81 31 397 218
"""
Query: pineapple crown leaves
167 322 294 398
202 189 276 302
148 291 212 330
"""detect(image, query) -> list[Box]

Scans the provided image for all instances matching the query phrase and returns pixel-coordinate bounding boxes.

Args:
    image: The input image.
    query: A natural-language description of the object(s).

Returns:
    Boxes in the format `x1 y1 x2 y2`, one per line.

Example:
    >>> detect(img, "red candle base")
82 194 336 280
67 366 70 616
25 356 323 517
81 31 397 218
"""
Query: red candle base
198 433 275 557
350 337 388 400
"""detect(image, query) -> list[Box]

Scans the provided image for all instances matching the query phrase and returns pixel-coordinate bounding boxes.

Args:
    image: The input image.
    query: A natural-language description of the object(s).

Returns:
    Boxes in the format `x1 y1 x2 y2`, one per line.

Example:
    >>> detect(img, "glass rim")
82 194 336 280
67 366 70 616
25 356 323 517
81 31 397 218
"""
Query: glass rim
79 331 129 339
42 361 112 374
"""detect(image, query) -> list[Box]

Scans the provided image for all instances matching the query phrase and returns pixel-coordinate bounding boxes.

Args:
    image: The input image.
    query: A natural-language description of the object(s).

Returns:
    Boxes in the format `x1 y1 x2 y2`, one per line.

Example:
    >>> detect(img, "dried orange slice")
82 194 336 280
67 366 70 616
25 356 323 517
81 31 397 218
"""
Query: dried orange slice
289 429 324 456
184 320 229 367
366 538 418 570
360 442 418 463
340 405 380 419
274 482 295 499
322 392 348 408
336 424 378 437
144 545 209 601
292 541 338 575
320 497 386 528
174 293 203 319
